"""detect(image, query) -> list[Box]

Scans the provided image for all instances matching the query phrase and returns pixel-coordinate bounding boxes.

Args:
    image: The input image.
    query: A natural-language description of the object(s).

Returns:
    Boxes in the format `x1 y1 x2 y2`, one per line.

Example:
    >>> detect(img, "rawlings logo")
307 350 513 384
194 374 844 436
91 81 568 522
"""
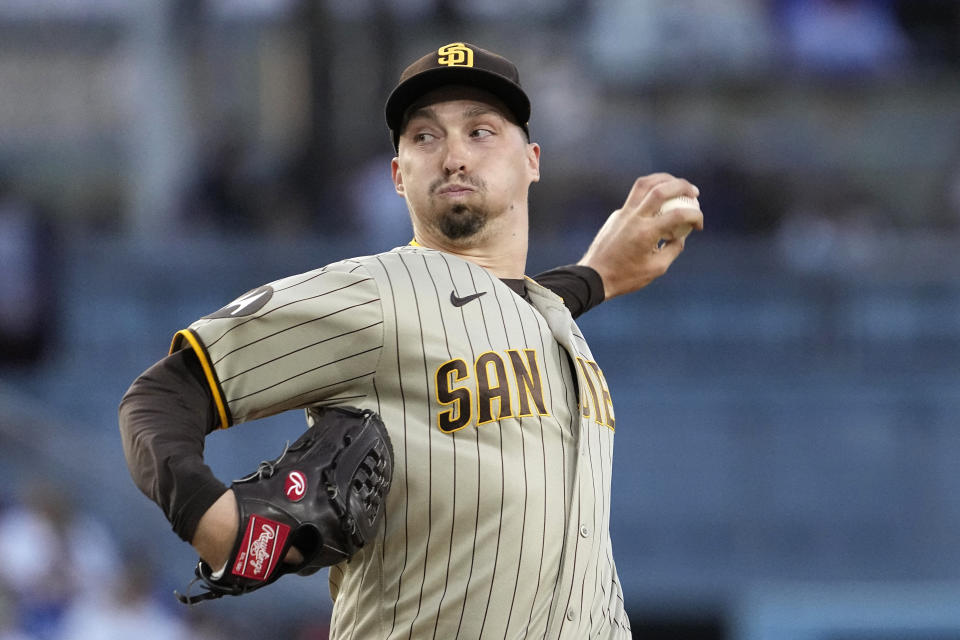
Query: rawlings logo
285 471 307 501
248 524 276 575
232 515 291 581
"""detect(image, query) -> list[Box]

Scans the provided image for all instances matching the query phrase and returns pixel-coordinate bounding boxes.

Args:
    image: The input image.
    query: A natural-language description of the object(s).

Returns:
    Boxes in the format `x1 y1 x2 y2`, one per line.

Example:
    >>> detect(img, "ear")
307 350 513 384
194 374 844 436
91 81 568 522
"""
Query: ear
391 157 405 196
526 142 541 184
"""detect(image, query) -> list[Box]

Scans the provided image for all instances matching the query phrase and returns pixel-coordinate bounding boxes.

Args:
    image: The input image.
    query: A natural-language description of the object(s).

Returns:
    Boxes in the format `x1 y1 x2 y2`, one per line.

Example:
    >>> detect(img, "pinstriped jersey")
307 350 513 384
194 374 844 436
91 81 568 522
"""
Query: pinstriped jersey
172 245 631 639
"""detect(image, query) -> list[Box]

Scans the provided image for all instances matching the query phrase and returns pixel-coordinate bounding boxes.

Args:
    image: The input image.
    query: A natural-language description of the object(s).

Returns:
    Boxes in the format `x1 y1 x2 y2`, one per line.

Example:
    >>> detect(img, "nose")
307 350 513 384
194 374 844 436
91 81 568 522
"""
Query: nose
442 136 468 176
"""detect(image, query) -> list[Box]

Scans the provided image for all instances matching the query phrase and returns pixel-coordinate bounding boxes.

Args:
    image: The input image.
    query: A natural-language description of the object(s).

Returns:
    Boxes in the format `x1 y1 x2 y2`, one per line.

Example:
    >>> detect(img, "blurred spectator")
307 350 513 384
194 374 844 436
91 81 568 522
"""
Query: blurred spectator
294 620 331 640
688 160 782 235
0 585 30 640
584 0 776 85
454 0 577 21
56 558 188 640
776 0 910 75
523 47 602 160
0 180 57 366
892 0 960 69
774 180 893 273
0 484 119 640
942 145 960 229
180 134 260 233
323 0 437 22
179 608 236 640
345 153 413 250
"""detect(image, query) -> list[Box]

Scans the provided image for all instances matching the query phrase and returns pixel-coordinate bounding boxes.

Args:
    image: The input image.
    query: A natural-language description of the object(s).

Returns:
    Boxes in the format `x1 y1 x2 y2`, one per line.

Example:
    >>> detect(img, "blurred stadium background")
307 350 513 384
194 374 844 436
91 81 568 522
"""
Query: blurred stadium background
1 1 959 638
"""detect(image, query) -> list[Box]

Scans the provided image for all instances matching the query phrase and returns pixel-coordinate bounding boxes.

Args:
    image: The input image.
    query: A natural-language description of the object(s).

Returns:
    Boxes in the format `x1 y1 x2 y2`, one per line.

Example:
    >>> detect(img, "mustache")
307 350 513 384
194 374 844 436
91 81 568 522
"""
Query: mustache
430 175 485 195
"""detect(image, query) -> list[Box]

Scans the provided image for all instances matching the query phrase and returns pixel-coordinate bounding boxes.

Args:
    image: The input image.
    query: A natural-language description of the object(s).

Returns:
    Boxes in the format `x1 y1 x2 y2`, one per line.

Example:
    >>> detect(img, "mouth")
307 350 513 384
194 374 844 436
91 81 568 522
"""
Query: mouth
435 184 475 197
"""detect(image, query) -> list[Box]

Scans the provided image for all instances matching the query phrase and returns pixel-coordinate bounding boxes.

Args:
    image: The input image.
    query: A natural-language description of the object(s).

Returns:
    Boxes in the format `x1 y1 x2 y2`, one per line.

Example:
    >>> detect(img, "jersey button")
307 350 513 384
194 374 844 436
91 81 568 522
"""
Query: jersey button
565 608 577 622
579 524 591 538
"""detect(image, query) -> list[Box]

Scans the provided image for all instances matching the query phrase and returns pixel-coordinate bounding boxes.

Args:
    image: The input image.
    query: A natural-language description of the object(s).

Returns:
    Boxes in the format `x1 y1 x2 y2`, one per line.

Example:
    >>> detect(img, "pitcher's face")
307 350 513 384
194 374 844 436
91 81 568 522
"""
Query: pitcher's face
392 86 540 243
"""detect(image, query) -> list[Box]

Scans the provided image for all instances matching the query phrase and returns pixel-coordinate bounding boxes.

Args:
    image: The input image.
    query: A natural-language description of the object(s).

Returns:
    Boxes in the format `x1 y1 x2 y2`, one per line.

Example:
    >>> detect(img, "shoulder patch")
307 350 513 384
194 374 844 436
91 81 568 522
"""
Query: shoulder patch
204 285 274 319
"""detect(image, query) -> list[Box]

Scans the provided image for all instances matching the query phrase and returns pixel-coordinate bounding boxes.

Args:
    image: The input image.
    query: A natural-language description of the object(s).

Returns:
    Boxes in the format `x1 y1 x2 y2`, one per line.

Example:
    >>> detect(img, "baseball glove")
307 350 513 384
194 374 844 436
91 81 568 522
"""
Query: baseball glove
175 406 393 604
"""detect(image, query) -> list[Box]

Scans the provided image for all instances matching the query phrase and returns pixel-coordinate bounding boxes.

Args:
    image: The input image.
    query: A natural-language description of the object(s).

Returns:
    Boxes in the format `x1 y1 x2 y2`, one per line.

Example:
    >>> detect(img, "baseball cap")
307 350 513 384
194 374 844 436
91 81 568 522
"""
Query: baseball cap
385 42 531 150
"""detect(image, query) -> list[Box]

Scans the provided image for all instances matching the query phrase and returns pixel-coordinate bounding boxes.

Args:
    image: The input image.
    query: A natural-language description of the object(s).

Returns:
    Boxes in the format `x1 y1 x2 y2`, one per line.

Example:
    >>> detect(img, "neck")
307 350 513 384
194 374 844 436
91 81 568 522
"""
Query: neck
413 205 529 279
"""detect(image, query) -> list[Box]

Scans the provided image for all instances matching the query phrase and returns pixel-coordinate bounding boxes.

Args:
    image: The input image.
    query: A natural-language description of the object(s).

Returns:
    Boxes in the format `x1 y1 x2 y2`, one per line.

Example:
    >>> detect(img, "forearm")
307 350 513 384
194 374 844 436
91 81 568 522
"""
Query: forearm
118 349 228 543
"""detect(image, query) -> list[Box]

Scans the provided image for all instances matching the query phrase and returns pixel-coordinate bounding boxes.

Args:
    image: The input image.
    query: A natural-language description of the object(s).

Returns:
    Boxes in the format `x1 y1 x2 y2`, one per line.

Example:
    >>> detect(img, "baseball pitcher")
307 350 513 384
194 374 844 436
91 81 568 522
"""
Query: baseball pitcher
119 42 703 639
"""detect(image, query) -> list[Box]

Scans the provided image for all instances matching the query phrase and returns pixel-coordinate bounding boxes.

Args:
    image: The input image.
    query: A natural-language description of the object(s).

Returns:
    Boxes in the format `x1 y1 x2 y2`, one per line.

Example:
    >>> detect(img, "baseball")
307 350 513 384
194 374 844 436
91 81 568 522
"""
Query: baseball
659 196 700 241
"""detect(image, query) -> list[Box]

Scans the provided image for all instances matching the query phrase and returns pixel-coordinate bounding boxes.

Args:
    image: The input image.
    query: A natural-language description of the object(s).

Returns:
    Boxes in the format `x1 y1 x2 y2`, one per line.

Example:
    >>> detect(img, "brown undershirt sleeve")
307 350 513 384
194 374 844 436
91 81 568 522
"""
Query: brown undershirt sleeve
532 264 605 319
118 348 227 543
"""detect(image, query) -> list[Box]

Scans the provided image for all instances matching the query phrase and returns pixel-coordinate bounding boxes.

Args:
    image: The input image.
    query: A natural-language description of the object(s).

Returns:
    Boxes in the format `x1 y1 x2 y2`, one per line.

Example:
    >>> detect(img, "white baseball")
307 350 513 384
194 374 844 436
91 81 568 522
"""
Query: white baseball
658 196 700 241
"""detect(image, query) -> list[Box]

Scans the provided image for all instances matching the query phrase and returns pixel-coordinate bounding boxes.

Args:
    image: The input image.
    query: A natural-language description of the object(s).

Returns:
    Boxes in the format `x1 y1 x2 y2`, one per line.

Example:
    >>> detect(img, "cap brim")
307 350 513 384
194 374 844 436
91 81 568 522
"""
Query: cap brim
385 66 530 136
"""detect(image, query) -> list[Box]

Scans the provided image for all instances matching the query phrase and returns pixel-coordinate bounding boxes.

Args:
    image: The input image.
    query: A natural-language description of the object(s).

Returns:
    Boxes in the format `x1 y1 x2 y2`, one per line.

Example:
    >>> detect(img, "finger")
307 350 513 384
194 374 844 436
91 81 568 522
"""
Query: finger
622 173 676 209
631 178 700 218
284 545 305 565
656 206 704 233
644 179 700 214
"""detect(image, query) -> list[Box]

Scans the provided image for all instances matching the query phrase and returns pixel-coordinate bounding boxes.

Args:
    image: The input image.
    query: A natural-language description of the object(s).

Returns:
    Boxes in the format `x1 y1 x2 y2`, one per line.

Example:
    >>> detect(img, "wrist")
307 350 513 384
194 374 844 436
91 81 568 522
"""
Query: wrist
191 489 238 570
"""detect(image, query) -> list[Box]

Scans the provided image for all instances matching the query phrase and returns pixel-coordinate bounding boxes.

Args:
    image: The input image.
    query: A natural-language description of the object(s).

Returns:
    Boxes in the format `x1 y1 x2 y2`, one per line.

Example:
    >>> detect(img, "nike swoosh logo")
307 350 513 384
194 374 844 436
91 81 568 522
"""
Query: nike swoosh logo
450 290 486 307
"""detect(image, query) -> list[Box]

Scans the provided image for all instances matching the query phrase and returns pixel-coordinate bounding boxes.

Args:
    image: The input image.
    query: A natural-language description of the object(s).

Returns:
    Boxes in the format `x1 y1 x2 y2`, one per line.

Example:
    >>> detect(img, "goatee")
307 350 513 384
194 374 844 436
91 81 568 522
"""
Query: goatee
439 204 486 240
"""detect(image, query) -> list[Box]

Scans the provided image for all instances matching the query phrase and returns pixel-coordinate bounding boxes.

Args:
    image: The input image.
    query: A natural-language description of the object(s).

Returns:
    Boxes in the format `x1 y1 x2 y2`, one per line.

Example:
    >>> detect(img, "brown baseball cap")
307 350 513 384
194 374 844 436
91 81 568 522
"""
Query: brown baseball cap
385 42 531 150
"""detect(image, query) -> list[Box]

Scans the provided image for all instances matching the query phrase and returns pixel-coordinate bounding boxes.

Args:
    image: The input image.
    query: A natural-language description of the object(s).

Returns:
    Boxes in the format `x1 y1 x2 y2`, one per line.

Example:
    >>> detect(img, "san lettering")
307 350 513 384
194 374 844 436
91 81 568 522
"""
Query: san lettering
435 349 549 432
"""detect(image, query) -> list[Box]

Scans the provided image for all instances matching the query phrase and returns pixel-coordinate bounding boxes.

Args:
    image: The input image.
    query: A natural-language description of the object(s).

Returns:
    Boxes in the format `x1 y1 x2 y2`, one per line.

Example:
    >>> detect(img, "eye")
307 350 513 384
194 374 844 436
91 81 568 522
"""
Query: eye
471 128 494 139
413 132 436 144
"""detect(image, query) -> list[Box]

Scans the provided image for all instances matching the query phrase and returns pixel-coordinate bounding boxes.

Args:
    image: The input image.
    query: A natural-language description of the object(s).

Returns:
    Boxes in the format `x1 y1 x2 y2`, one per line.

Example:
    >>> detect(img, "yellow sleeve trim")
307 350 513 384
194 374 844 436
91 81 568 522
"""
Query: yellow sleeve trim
170 329 230 430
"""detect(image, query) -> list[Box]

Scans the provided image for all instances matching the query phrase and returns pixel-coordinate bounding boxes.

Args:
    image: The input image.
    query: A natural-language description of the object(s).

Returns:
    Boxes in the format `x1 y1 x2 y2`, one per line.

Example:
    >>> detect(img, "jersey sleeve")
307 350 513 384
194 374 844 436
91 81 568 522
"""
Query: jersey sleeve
169 262 384 428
